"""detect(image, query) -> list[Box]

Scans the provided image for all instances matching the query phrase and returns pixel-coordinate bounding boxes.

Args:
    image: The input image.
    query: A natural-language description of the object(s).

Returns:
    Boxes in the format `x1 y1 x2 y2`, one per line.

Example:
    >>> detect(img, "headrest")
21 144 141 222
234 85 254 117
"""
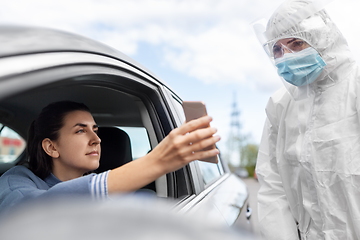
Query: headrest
95 127 132 173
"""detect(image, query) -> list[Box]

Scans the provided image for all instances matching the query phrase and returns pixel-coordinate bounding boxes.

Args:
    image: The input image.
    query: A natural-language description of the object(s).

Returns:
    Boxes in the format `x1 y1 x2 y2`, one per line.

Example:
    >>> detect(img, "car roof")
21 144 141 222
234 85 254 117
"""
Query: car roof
0 25 183 140
0 25 164 85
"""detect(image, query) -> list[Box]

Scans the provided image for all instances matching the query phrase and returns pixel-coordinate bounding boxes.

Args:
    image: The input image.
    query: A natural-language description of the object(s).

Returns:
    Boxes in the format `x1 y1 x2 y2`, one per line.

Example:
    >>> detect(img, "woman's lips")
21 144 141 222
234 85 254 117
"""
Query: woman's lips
86 151 99 156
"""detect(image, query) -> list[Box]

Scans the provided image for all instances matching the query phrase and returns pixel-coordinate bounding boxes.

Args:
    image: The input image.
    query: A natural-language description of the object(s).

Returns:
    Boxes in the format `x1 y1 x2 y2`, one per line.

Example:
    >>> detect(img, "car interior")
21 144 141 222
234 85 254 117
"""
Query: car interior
0 76 165 195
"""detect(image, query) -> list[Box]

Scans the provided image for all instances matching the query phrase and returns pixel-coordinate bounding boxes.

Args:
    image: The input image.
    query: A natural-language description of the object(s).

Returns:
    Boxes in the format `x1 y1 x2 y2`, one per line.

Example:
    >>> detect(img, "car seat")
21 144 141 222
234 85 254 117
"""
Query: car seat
95 127 132 173
95 126 156 192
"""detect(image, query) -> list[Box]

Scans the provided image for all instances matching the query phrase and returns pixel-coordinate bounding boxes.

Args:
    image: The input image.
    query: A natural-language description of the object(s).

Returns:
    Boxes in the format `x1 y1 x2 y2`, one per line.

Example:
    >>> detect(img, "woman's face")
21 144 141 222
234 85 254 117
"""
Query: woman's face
51 110 101 180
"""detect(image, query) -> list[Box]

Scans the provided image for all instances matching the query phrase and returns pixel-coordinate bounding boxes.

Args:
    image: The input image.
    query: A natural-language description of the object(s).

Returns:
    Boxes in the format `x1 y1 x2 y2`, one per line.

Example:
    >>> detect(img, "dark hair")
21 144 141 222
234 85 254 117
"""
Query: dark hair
27 101 91 179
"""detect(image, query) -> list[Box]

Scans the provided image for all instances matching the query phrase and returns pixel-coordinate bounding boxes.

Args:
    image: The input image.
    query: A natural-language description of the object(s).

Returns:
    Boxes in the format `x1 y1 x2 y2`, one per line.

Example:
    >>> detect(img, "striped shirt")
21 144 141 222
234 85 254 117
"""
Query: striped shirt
90 170 111 200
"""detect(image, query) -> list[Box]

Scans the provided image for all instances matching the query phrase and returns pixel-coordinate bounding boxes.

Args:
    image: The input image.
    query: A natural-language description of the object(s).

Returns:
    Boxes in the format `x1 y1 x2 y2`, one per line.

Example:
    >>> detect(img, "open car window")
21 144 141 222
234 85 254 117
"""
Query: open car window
0 60 181 198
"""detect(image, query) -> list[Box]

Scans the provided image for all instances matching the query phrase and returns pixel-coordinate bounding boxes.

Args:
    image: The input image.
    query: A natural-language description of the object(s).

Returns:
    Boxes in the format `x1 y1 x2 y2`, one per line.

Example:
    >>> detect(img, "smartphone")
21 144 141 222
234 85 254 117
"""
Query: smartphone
182 101 218 164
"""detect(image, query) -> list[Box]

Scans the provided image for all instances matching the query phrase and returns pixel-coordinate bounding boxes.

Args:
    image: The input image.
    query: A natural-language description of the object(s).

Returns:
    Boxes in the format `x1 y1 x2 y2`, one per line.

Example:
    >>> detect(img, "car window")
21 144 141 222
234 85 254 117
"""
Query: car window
0 124 26 164
117 126 151 160
198 161 222 185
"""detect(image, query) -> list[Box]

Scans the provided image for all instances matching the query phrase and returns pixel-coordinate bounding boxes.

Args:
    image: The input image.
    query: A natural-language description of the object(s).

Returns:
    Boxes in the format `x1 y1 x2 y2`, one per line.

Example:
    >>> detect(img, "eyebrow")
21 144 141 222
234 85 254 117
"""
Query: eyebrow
286 38 297 44
73 123 99 129
274 38 298 49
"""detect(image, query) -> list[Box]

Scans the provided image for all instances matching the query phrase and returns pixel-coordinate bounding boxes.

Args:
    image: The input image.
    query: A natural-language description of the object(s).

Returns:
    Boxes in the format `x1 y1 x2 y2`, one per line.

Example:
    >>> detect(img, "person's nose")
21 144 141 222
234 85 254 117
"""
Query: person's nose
283 47 292 54
90 131 101 145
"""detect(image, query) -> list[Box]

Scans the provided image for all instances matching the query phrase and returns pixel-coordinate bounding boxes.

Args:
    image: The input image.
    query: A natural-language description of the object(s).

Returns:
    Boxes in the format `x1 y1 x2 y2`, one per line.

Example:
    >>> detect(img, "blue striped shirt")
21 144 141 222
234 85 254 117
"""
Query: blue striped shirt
89 170 110 200
0 166 111 213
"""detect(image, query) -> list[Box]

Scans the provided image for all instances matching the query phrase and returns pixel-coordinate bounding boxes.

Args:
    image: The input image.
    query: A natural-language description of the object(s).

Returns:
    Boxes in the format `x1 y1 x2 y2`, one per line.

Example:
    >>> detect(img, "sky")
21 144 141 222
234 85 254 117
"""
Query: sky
1 0 360 159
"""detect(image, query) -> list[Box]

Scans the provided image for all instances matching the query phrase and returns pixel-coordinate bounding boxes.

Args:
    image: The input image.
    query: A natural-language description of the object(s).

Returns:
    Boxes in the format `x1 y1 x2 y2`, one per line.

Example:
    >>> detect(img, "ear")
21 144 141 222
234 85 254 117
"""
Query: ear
42 138 60 158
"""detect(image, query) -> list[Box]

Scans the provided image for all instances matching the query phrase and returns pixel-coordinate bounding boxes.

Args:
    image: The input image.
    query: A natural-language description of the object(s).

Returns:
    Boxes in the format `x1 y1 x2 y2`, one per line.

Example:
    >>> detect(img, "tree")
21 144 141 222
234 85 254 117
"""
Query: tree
240 143 259 177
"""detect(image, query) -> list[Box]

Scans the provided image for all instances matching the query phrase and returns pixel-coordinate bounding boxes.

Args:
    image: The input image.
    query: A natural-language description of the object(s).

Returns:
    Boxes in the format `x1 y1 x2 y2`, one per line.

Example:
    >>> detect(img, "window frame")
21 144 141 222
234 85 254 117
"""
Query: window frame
162 88 227 193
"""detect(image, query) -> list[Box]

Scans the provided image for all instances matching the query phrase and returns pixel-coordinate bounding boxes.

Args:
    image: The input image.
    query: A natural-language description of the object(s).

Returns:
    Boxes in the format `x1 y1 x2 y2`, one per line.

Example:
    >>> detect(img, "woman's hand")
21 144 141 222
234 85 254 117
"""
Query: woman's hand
107 116 220 193
148 115 220 173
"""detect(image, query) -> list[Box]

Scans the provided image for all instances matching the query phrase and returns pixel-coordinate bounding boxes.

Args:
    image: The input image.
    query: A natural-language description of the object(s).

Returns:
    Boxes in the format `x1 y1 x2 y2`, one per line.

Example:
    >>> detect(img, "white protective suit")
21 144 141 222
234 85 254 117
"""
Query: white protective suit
255 0 360 239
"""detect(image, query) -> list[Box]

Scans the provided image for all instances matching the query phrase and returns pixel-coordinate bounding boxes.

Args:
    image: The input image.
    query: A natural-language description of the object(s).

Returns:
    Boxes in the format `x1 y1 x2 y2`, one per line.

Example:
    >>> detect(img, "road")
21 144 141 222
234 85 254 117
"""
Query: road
236 177 261 237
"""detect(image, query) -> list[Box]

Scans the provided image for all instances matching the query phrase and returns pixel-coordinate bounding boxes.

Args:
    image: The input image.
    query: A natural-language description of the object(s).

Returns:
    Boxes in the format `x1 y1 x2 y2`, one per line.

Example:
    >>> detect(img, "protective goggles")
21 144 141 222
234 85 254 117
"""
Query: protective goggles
272 38 311 59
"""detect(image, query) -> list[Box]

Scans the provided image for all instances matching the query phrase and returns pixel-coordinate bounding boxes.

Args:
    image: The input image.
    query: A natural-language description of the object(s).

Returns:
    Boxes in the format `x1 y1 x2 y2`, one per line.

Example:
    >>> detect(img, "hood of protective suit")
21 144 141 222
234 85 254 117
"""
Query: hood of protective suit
263 0 356 97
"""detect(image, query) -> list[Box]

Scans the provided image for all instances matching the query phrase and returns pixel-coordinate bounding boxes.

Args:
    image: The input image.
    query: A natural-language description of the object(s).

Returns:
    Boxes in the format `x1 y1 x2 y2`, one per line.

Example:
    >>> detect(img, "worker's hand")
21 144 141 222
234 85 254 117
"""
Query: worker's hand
148 116 220 174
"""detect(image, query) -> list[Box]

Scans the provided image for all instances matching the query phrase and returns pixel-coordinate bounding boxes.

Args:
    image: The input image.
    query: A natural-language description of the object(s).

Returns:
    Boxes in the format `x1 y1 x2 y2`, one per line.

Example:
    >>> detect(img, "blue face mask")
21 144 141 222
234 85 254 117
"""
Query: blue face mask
275 47 326 87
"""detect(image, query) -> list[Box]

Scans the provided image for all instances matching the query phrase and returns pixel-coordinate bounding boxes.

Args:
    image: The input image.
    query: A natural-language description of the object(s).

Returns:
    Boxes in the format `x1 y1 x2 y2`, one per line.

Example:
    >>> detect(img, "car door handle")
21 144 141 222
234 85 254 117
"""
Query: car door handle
246 207 252 220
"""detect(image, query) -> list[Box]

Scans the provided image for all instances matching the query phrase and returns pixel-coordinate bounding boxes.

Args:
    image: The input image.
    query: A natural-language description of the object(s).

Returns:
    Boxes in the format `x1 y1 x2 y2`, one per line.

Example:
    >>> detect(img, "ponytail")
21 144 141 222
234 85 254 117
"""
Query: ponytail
27 120 52 179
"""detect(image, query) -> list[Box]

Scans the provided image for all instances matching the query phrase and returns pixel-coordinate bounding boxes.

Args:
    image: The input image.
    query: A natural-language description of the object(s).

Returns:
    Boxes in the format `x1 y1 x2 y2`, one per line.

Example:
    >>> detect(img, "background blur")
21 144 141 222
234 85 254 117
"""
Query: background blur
1 0 359 171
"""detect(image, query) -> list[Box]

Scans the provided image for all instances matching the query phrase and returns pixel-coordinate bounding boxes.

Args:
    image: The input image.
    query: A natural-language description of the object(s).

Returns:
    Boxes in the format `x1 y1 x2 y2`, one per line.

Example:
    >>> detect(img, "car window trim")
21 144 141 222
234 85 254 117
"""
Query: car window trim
161 87 201 195
174 173 231 213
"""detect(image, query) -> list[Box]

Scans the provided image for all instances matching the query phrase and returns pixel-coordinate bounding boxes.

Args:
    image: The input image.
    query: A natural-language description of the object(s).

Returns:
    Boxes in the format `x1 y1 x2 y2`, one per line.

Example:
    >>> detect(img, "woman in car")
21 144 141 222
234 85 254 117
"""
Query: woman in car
0 101 220 212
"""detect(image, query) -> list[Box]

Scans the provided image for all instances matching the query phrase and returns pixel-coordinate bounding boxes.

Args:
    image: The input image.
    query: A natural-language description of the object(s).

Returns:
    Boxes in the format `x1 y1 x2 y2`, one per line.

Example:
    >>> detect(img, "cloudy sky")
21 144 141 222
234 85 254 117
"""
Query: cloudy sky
1 0 359 156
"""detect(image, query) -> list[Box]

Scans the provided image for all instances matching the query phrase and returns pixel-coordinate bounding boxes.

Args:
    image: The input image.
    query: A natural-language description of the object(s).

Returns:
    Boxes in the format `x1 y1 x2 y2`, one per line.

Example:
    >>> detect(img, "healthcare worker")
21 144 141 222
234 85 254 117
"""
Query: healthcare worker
254 0 360 239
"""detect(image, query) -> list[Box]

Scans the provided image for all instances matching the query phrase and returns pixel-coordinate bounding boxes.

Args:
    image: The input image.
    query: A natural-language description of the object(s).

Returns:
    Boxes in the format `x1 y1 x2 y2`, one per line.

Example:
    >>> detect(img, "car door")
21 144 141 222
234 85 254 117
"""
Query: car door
161 87 252 227
0 32 251 229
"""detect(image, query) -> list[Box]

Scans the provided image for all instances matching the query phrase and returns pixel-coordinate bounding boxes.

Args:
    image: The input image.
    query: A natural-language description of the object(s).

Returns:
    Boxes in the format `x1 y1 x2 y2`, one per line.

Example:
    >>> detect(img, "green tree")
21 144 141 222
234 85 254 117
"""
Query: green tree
240 143 259 177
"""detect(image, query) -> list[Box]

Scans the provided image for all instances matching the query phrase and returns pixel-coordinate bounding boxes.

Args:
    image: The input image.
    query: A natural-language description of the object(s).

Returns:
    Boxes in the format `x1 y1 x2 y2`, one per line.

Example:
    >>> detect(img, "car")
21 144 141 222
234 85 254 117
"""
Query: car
0 25 252 230
234 167 250 178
